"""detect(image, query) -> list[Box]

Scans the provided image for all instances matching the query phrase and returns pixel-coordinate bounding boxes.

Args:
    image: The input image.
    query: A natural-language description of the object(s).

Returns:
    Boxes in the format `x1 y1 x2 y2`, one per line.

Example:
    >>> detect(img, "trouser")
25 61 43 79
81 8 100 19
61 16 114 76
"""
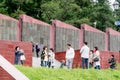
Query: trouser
36 50 40 57
41 60 44 67
95 65 100 70
48 61 51 68
44 61 48 67
21 60 24 65
82 58 88 69
66 58 73 69
14 56 20 65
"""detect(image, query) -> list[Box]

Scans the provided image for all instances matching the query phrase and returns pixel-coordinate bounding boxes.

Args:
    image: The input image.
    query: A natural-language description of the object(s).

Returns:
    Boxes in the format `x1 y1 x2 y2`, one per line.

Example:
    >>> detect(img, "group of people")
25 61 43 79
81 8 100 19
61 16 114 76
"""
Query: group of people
14 46 26 65
65 42 100 69
32 42 55 68
65 42 116 70
22 41 116 69
80 42 101 69
41 46 55 68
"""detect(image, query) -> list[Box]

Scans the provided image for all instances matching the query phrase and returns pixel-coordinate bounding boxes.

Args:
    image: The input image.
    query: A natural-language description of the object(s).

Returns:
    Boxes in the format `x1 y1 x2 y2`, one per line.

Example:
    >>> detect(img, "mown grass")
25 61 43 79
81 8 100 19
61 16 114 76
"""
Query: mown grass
16 66 120 80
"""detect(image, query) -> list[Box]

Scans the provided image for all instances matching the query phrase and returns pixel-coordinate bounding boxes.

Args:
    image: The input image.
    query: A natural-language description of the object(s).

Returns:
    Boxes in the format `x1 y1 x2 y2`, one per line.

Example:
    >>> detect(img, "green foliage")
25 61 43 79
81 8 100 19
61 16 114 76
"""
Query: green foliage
0 0 8 15
0 0 119 31
17 66 120 80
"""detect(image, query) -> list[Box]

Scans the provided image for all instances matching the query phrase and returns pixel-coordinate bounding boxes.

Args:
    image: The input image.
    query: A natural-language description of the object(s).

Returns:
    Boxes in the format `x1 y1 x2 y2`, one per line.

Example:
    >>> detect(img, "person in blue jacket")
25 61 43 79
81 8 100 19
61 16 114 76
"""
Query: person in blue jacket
14 46 21 65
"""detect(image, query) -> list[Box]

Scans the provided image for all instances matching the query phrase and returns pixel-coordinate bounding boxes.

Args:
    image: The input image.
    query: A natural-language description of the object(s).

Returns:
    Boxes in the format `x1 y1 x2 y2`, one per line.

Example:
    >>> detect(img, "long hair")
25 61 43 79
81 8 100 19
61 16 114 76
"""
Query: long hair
94 46 98 50
50 48 54 52
43 46 47 50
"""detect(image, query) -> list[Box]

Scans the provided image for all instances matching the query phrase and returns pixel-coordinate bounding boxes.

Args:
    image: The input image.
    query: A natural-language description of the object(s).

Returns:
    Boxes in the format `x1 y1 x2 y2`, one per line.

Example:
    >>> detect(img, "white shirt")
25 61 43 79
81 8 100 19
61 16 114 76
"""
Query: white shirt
66 47 75 59
94 51 100 66
48 52 55 62
80 45 90 58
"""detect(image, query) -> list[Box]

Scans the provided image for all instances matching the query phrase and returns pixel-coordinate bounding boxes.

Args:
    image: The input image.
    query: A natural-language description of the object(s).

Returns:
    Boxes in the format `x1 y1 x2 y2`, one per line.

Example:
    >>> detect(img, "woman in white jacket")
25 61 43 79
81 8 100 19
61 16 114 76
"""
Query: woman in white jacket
93 46 100 70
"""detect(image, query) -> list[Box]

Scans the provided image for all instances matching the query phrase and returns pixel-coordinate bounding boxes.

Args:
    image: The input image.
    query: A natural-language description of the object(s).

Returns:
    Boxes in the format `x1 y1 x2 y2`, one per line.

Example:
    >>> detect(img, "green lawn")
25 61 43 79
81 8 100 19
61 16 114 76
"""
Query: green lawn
16 66 120 80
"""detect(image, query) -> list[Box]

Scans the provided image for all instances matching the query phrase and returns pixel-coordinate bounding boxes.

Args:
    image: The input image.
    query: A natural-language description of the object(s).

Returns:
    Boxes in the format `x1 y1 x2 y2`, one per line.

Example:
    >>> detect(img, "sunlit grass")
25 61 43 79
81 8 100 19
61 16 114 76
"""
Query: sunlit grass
16 66 120 80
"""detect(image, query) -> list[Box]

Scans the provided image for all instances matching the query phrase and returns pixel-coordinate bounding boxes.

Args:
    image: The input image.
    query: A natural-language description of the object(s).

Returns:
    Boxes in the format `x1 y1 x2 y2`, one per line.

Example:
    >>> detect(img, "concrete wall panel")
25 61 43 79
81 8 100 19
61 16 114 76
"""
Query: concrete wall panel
55 26 79 52
81 24 106 50
0 15 18 41
107 28 120 52
20 14 51 50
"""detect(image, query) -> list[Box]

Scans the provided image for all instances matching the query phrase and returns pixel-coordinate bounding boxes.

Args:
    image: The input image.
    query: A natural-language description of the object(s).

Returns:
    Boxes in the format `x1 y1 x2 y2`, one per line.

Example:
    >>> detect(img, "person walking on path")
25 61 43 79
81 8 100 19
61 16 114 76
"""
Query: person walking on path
80 42 90 69
66 44 75 69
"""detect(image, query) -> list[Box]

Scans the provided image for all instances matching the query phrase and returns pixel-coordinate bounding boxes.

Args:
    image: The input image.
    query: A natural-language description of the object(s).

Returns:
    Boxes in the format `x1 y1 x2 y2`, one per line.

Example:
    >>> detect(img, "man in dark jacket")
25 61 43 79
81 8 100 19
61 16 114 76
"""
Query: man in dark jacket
108 55 116 69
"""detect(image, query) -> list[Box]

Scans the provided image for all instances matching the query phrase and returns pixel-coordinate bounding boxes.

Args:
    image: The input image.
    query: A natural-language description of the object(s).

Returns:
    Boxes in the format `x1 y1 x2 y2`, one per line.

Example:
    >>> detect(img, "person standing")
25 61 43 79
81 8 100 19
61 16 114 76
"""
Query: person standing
41 46 48 67
35 43 40 58
31 41 34 53
14 46 21 65
20 49 26 65
41 47 45 67
48 48 55 68
80 42 90 69
66 44 75 69
93 46 101 70
89 50 94 68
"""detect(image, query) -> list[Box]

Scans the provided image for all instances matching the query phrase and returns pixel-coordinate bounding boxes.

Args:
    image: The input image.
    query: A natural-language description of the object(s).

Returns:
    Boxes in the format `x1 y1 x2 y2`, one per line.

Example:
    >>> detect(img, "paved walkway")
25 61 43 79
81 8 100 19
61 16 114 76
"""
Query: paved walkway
32 57 61 68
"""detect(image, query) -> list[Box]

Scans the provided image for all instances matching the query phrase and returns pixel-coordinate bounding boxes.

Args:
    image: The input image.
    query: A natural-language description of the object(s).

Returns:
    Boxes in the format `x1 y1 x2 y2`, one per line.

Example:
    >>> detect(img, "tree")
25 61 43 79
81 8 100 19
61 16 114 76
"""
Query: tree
0 0 118 31
0 0 8 15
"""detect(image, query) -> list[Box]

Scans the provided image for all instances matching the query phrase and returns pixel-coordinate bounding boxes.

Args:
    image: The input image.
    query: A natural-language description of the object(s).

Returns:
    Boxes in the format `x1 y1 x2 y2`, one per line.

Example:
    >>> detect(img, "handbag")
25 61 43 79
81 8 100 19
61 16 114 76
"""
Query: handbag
93 57 99 62
20 55 26 60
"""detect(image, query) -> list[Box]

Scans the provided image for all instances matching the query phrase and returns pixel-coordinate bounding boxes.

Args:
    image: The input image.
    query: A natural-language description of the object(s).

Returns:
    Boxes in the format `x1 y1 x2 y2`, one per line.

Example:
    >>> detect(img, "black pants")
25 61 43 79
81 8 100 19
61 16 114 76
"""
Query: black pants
21 60 24 65
36 50 40 57
48 61 51 68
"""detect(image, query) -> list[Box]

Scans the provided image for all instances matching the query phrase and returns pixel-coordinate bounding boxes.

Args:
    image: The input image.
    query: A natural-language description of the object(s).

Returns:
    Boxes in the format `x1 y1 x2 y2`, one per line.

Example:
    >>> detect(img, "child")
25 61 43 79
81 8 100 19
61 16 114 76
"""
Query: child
89 50 94 68
20 49 26 65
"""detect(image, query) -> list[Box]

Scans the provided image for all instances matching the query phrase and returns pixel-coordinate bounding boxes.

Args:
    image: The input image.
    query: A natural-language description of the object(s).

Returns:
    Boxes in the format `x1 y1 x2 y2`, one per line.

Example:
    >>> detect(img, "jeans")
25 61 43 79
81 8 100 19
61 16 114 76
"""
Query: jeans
41 60 44 67
48 61 51 68
82 58 88 69
14 56 20 65
95 65 100 70
66 58 73 69
44 61 48 67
